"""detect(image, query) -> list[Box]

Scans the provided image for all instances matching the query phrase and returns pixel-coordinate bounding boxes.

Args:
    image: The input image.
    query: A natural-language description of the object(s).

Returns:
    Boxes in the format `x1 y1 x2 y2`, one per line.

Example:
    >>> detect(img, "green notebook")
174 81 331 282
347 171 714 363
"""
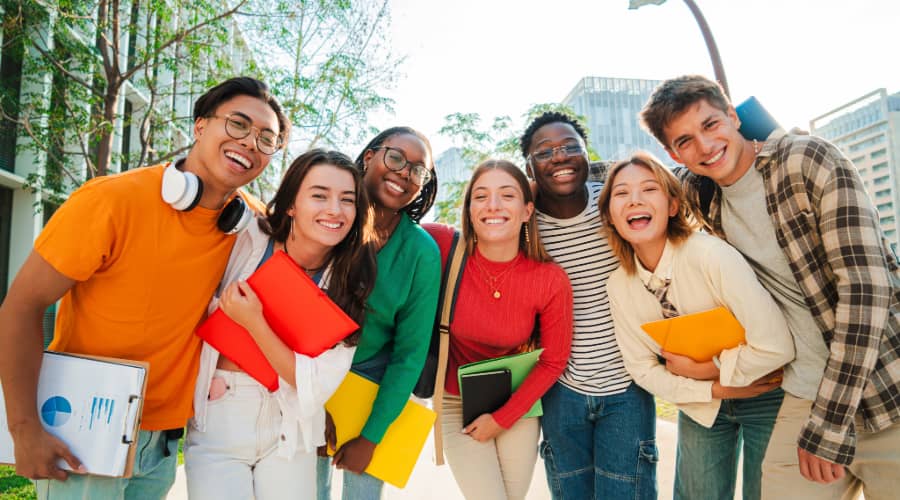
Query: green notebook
457 348 544 419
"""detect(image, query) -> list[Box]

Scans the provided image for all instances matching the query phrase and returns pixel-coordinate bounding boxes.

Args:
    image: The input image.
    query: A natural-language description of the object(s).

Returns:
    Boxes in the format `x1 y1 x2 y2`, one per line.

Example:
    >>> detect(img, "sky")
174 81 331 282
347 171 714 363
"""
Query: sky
358 0 900 158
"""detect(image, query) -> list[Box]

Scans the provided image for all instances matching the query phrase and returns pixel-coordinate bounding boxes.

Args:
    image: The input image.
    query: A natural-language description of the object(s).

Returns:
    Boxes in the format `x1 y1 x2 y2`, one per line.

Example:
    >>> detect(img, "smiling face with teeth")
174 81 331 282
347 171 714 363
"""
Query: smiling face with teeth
526 122 590 213
188 94 281 208
606 162 678 271
287 163 357 254
362 133 431 214
465 167 534 259
662 99 757 187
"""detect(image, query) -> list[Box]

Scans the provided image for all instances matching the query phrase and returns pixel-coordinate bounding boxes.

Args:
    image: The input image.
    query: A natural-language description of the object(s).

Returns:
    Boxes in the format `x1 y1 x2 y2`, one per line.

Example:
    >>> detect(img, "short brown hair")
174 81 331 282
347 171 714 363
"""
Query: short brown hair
598 151 697 275
640 75 731 148
461 159 551 262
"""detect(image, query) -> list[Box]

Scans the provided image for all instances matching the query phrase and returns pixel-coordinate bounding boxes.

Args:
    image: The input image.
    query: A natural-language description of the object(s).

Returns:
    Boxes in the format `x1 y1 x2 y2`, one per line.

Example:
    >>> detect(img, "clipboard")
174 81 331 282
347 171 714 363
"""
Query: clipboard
325 372 436 489
457 349 544 419
0 351 148 478
197 250 359 391
640 306 746 362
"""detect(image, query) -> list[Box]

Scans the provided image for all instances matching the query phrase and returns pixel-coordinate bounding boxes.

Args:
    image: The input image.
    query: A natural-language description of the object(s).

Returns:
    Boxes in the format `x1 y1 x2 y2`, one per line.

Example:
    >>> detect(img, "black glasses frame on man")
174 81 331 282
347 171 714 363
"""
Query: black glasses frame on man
528 143 586 165
211 113 283 155
371 146 432 185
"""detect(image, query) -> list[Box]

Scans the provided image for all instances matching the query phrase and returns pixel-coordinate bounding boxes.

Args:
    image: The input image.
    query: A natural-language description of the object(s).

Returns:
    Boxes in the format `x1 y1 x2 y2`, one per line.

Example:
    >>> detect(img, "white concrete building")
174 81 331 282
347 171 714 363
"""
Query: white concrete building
811 89 900 255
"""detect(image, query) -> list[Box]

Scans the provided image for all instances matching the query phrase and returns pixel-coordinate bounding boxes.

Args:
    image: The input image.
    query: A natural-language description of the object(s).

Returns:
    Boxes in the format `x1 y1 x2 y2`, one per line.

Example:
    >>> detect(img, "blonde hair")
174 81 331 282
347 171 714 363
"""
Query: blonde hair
598 151 697 274
461 159 551 262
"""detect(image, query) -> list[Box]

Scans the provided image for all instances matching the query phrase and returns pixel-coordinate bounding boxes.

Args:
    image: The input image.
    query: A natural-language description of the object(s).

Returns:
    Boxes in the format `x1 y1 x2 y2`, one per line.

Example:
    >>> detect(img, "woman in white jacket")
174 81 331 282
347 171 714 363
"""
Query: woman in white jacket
184 149 377 499
599 152 794 500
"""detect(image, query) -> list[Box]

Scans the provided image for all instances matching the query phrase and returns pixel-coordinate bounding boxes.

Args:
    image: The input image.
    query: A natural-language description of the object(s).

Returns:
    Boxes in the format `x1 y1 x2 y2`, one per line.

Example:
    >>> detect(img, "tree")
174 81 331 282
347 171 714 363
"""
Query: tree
1 0 249 200
0 0 401 204
232 0 401 199
433 103 596 225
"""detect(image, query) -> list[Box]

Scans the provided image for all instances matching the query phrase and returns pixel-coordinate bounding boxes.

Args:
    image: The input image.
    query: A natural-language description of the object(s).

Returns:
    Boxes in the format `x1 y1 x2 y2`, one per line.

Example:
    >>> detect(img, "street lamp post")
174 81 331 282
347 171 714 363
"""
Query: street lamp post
629 0 730 97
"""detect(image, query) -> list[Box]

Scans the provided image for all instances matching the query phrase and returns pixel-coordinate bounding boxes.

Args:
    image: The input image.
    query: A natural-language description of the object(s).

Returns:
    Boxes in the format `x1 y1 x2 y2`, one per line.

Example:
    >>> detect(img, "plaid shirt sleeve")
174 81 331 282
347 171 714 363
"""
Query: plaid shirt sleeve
788 138 895 465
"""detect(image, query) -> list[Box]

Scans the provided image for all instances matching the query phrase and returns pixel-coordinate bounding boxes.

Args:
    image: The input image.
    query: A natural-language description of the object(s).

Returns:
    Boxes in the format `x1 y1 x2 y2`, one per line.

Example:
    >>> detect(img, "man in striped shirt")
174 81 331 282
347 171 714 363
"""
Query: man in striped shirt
521 112 658 500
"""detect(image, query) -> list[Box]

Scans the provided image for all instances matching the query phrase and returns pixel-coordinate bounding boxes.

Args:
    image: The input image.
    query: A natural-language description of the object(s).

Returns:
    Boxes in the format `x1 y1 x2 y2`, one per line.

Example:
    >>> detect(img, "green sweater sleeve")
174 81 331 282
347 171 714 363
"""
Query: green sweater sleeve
359 218 441 443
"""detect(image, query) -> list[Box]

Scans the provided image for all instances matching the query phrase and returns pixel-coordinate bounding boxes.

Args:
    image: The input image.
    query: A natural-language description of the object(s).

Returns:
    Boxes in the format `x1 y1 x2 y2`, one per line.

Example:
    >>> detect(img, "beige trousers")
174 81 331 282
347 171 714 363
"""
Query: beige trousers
440 395 540 500
761 393 900 500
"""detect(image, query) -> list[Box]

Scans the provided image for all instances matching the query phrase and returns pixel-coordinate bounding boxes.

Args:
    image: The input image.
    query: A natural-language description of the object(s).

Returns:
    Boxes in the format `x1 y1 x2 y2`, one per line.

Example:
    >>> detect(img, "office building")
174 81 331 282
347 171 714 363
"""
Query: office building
562 76 669 163
811 89 900 254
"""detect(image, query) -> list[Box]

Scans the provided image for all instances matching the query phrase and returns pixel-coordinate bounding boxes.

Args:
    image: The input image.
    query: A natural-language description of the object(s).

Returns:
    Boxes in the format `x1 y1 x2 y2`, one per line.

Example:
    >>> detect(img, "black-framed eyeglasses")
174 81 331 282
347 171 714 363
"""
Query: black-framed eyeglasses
371 146 432 185
528 143 585 165
211 114 283 155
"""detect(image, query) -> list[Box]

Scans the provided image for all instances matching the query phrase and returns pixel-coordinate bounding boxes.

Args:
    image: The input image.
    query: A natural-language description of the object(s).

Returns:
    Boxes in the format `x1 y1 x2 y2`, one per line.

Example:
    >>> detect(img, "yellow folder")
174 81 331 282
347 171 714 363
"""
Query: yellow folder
325 372 436 489
640 306 746 362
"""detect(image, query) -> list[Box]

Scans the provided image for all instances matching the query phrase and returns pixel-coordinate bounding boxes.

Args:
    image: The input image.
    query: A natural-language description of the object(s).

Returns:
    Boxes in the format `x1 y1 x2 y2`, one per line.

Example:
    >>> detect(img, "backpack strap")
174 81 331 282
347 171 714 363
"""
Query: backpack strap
431 231 466 465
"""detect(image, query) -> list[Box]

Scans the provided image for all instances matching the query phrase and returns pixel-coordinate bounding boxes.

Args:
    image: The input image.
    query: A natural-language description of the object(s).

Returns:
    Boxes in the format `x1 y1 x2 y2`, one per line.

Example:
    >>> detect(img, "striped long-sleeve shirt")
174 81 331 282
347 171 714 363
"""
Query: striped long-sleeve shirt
536 182 632 395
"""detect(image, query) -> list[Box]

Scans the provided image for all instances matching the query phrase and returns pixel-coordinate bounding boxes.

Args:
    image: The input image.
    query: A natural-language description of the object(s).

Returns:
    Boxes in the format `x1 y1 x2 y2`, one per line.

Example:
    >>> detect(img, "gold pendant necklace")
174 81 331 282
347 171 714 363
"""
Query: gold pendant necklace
472 252 520 300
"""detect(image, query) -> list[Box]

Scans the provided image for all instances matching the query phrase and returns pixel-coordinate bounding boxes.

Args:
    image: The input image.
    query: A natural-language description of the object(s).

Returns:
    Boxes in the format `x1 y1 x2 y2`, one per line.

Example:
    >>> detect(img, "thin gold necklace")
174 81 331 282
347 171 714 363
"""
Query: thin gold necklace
471 252 520 300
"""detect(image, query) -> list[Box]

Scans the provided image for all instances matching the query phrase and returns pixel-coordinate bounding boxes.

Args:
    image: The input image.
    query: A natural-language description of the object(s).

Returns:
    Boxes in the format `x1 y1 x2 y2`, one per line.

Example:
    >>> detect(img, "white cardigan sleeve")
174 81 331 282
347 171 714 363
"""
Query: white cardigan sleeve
274 344 356 457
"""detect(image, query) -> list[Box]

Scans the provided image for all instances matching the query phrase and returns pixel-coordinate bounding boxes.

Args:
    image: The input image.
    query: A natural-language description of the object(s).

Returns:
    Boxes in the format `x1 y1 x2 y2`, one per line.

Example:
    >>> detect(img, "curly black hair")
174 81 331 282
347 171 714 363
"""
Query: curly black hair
519 111 589 159
355 126 438 223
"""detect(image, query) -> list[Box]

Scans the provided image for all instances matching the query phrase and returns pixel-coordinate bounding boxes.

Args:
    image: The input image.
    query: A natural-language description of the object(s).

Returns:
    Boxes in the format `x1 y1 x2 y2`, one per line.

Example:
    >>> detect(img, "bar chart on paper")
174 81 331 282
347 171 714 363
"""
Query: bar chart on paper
88 397 115 429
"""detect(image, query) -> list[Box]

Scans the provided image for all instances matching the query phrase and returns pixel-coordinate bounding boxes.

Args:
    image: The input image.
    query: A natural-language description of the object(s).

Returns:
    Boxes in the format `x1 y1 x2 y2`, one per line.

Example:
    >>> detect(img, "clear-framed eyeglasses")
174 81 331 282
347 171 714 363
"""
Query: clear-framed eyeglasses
528 143 585 165
372 146 432 185
212 113 283 155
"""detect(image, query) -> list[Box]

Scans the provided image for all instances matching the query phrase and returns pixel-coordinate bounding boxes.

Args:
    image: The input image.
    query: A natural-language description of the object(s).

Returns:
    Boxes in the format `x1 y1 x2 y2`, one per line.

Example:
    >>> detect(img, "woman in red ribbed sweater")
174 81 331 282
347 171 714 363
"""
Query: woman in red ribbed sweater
441 159 573 500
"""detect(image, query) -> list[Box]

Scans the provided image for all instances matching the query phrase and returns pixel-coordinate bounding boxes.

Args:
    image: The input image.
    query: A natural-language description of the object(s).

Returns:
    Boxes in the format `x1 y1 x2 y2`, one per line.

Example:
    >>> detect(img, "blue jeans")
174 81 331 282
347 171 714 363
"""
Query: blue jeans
675 387 784 500
35 429 179 500
540 381 658 500
315 352 388 500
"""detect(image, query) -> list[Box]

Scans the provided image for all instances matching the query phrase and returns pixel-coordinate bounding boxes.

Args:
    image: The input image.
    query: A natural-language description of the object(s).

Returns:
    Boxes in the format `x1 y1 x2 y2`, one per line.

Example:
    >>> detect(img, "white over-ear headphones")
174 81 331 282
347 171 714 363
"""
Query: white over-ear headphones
160 160 253 234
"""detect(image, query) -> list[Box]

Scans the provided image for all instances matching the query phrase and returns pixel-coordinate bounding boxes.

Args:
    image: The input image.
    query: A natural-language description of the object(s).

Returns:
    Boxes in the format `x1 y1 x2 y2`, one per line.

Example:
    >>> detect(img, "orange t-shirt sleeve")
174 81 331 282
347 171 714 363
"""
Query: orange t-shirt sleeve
35 180 118 282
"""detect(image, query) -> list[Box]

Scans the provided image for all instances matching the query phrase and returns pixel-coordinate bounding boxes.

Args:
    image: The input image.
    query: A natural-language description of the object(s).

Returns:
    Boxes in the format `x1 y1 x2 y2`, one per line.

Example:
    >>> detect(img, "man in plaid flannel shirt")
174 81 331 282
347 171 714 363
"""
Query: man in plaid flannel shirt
637 75 899 499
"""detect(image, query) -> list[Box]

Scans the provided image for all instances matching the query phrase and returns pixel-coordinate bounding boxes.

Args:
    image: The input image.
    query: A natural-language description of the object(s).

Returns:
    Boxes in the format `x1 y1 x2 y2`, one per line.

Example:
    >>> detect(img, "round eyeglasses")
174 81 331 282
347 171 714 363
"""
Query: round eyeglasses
372 146 432 185
211 114 283 155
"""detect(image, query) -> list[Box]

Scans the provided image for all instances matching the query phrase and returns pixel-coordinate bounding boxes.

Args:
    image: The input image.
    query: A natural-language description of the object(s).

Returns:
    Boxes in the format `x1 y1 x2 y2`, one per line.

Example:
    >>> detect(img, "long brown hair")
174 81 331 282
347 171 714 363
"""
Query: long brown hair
461 159 551 263
261 149 377 344
597 151 696 275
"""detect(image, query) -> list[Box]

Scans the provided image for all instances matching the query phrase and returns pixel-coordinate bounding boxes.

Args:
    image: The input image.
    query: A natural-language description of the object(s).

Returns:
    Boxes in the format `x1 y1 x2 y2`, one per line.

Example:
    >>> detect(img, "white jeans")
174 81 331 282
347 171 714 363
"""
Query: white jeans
184 370 317 499
441 395 540 500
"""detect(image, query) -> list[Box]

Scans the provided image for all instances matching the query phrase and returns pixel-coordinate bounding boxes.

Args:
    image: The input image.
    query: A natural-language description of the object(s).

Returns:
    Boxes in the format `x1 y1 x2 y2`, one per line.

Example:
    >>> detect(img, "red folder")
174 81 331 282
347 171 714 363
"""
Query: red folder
196 250 359 391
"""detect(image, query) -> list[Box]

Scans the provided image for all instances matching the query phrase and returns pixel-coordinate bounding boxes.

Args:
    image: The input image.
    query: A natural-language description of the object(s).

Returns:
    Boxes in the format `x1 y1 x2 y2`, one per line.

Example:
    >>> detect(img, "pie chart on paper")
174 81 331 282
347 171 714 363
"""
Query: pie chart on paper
40 396 72 427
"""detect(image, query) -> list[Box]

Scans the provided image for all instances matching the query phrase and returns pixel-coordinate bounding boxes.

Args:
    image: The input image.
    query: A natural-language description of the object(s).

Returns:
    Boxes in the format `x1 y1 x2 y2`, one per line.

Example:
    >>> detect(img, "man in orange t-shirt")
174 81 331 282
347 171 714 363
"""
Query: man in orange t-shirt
0 77 289 499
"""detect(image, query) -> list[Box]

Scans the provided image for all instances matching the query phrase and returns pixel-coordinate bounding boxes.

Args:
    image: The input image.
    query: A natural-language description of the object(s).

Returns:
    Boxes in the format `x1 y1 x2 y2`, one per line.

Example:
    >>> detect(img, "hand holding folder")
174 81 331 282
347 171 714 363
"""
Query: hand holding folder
457 349 544 419
196 250 358 391
325 372 436 489
640 306 746 362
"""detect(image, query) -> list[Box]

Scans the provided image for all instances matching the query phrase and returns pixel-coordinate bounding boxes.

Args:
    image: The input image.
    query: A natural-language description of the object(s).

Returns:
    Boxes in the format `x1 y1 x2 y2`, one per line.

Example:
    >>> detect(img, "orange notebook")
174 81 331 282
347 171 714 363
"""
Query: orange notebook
640 306 746 362
196 250 358 391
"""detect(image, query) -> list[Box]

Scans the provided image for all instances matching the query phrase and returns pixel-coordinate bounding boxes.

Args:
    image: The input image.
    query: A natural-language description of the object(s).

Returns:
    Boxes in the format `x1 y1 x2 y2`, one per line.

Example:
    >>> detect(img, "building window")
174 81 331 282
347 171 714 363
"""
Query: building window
0 23 25 173
872 162 888 173
874 176 890 186
871 148 886 159
0 187 10 301
882 216 896 225
121 99 133 171
877 202 893 213
876 189 891 198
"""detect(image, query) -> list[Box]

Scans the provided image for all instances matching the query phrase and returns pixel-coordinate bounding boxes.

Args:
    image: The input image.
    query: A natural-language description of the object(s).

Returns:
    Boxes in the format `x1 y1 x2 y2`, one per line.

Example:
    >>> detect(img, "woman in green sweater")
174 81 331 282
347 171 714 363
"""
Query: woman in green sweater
317 126 441 499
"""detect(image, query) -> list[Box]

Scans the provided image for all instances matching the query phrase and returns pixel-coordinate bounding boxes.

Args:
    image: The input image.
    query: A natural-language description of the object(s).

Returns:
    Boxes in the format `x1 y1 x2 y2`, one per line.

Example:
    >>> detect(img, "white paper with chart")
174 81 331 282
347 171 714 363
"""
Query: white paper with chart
0 351 147 477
